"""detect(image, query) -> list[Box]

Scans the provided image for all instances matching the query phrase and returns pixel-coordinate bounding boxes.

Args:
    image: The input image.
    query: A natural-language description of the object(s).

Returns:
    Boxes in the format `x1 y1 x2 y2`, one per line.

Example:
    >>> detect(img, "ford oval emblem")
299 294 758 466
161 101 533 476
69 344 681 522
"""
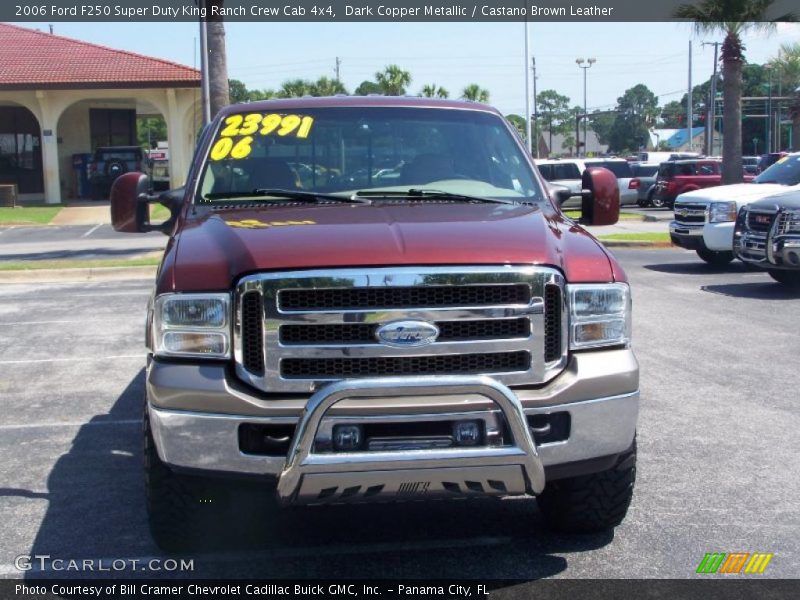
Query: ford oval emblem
376 320 440 347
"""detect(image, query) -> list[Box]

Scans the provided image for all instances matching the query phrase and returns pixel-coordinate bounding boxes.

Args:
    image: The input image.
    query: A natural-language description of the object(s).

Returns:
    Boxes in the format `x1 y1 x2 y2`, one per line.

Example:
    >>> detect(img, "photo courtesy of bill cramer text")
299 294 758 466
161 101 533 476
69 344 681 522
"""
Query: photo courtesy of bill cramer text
6 0 797 22
12 582 491 599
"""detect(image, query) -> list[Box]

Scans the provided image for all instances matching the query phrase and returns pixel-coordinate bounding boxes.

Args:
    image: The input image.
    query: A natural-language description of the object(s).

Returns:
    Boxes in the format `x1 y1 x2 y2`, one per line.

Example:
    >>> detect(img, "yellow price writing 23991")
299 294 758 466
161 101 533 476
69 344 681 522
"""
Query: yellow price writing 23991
219 113 314 139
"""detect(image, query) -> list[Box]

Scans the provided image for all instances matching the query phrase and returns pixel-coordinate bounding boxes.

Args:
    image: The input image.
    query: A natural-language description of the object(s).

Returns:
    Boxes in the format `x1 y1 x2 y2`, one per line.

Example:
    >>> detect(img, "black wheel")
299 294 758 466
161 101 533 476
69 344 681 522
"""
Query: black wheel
637 198 648 208
696 247 734 265
144 406 228 552
538 441 636 534
651 195 665 209
768 269 800 287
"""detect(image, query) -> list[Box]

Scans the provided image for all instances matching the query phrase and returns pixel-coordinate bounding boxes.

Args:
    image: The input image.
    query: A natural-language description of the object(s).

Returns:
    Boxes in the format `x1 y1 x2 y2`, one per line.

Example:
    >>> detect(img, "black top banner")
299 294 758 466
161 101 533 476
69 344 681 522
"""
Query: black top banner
3 0 798 22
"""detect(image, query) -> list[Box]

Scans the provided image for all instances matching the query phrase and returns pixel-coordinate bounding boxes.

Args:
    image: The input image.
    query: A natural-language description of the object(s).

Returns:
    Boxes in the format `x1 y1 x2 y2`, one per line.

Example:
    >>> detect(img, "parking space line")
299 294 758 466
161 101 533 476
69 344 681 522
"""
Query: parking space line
0 419 140 430
2 318 124 325
81 223 104 238
0 536 511 576
0 226 17 236
0 355 142 365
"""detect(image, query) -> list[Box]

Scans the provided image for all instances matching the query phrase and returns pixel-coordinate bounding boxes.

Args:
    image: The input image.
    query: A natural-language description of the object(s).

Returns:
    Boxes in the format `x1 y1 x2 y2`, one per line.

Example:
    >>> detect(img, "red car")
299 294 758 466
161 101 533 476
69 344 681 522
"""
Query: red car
109 96 638 550
652 159 755 208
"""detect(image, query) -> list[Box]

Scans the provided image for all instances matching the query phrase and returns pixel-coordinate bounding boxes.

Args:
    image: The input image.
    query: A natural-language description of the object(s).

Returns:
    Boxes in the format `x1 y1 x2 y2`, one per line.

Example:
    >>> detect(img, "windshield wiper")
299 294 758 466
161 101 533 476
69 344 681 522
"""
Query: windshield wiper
355 188 517 205
204 189 370 204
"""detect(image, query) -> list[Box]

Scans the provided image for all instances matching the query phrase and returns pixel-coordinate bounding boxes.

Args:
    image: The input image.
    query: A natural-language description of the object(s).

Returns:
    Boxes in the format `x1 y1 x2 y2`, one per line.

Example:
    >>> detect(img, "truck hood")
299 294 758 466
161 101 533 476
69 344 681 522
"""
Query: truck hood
160 202 617 292
676 182 795 205
747 188 800 212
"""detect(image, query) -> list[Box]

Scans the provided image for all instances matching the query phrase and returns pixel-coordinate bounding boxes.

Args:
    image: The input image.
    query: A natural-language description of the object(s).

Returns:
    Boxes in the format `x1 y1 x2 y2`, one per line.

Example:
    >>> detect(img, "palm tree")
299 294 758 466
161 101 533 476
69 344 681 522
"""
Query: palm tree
770 42 800 150
206 1 230 117
279 79 313 98
461 84 490 103
312 76 348 97
420 84 449 99
673 0 796 183
375 65 412 96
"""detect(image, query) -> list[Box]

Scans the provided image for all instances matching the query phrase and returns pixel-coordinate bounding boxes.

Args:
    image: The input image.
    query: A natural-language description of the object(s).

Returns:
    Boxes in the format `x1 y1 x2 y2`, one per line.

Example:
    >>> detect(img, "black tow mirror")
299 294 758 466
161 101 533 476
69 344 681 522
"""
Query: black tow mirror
110 172 183 235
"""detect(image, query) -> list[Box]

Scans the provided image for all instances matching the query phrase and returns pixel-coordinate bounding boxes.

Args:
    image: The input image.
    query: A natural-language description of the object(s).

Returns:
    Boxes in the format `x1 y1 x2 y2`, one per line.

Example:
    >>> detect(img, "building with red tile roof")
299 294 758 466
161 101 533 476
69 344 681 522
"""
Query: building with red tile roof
0 24 201 203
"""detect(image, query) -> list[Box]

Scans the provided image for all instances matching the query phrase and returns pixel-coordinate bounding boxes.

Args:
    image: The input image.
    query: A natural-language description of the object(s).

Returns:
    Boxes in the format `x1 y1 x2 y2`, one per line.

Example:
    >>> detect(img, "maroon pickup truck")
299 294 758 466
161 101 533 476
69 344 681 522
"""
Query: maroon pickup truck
109 96 639 551
652 159 755 208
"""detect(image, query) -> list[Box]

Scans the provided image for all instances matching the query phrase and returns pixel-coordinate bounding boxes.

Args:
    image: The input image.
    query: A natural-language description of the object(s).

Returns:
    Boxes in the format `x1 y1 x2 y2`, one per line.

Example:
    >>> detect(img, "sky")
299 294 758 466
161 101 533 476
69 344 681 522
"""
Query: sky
16 20 800 116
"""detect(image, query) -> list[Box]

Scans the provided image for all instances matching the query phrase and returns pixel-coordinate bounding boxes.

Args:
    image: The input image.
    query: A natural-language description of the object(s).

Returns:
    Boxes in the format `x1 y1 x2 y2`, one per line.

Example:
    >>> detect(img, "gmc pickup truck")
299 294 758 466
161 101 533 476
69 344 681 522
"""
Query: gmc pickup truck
670 153 800 265
110 97 639 551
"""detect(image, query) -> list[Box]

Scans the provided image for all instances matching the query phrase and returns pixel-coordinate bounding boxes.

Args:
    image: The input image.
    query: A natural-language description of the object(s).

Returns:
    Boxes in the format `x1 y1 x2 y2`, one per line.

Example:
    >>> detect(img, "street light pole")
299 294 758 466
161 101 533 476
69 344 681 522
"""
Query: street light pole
767 67 773 153
576 58 596 158
198 0 211 126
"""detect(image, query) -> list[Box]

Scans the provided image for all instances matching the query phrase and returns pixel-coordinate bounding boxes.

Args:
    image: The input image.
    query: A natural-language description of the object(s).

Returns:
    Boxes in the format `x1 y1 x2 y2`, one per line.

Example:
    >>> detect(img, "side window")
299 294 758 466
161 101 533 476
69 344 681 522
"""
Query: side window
678 164 695 176
698 164 714 175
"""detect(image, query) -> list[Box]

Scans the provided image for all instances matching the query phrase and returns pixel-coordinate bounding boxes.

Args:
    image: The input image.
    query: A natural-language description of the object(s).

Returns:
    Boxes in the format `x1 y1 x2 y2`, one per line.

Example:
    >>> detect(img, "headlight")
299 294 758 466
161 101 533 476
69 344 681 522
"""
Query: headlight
153 293 231 358
709 201 737 223
568 283 631 350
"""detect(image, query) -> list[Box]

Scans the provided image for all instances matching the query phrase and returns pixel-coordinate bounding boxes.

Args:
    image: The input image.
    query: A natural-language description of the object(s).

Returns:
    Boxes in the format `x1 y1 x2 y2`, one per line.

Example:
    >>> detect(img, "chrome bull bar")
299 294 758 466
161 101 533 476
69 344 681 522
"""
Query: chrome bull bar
275 376 545 505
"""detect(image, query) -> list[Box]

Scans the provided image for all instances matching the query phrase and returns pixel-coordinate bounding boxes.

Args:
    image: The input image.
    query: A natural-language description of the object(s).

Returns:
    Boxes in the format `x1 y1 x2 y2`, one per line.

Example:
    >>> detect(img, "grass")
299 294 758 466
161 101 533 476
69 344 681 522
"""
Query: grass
598 232 671 242
563 210 643 221
0 206 63 225
0 257 161 271
149 203 170 221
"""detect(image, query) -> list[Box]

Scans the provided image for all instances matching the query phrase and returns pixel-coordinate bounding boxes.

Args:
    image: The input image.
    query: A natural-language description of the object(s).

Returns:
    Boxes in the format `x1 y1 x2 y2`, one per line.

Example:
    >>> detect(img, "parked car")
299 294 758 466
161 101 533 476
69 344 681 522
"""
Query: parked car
537 158 637 206
108 96 637 550
89 146 144 200
669 152 800 265
535 159 583 208
742 156 760 175
653 159 756 209
734 189 800 285
628 163 660 207
584 158 638 206
758 152 789 173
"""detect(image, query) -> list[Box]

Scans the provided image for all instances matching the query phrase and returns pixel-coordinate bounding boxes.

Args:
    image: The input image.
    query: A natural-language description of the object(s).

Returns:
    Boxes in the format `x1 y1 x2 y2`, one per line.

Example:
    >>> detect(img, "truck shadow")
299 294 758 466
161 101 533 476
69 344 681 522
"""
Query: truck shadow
27 370 613 580
700 282 800 300
644 261 754 276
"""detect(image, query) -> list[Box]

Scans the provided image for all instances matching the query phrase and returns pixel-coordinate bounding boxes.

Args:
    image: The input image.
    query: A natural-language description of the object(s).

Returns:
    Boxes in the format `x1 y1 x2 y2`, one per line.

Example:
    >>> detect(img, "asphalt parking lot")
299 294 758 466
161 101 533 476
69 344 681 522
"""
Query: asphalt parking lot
1 247 798 581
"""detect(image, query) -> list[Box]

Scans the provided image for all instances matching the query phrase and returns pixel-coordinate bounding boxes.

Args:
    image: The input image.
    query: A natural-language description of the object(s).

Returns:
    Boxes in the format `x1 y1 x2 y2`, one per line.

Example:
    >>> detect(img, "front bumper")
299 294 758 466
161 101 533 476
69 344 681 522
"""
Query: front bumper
669 221 734 252
736 230 800 269
146 350 639 501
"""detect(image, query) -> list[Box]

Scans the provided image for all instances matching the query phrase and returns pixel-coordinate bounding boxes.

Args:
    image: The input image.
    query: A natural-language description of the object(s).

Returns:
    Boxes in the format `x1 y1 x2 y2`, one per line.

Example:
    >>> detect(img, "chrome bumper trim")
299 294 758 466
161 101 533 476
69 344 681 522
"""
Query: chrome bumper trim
148 384 639 501
275 376 544 504
669 221 704 236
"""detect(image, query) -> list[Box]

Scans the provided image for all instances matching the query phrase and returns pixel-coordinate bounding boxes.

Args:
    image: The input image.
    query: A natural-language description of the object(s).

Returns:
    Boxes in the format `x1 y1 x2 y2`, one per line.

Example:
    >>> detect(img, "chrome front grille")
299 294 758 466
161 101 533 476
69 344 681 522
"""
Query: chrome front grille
234 267 568 393
674 203 707 225
746 209 777 233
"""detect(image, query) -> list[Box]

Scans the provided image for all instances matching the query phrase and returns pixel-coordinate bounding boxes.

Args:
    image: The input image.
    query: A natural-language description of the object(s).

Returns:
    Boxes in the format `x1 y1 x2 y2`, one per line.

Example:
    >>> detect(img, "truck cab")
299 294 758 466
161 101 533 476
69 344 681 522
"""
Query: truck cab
109 97 639 550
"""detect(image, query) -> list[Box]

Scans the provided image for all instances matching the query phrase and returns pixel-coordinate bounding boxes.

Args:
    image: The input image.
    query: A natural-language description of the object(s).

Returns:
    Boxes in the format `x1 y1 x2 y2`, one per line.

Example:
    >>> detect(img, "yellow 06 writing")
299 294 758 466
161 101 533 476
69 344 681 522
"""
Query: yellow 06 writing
210 137 254 161
219 113 314 139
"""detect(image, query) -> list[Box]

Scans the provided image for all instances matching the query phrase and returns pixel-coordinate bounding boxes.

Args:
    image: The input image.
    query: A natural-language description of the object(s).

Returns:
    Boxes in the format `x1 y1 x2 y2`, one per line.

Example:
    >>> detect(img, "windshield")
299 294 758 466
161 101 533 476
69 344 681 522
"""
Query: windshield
754 154 800 186
631 164 658 177
196 106 544 204
538 162 581 181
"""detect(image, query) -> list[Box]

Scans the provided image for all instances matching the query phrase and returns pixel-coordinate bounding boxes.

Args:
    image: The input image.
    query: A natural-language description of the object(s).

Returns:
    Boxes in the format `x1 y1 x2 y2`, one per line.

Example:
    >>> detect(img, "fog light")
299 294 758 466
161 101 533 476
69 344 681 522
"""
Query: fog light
332 425 363 451
453 420 481 446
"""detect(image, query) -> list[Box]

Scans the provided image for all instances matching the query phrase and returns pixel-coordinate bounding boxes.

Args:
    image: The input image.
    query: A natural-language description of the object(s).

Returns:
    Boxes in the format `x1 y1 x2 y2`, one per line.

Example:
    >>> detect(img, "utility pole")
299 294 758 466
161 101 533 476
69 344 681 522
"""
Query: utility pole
703 41 720 156
576 58 596 157
687 40 693 152
524 21 532 155
198 0 211 126
532 56 539 158
766 67 773 153
334 56 342 82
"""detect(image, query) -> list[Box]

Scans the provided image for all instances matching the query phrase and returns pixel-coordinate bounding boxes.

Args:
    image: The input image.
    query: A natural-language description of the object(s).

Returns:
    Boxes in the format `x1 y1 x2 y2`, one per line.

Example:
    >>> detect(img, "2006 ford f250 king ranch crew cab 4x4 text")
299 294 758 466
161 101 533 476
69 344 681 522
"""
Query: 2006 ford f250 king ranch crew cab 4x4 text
109 96 639 551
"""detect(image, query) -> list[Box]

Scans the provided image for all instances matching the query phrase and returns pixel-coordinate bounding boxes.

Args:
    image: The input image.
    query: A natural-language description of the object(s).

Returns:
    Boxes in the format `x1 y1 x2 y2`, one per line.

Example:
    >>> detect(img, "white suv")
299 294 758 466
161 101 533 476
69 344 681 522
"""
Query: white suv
536 158 638 207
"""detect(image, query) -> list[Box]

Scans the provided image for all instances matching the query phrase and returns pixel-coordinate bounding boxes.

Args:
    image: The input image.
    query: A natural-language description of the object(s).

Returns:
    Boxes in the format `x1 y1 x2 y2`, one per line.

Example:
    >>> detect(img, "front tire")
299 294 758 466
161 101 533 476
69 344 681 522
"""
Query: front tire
144 407 227 552
696 247 734 265
538 441 636 534
768 269 800 287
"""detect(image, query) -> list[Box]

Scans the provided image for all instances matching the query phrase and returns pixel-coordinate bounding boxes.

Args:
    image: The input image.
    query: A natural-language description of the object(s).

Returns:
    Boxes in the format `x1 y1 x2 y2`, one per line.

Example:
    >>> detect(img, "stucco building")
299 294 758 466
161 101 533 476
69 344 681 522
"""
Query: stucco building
0 23 200 204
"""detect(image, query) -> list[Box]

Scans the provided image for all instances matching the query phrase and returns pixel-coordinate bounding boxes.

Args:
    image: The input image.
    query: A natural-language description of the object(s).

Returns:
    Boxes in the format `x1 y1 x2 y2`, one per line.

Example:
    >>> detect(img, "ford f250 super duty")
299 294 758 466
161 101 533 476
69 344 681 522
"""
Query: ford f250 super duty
109 97 639 551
